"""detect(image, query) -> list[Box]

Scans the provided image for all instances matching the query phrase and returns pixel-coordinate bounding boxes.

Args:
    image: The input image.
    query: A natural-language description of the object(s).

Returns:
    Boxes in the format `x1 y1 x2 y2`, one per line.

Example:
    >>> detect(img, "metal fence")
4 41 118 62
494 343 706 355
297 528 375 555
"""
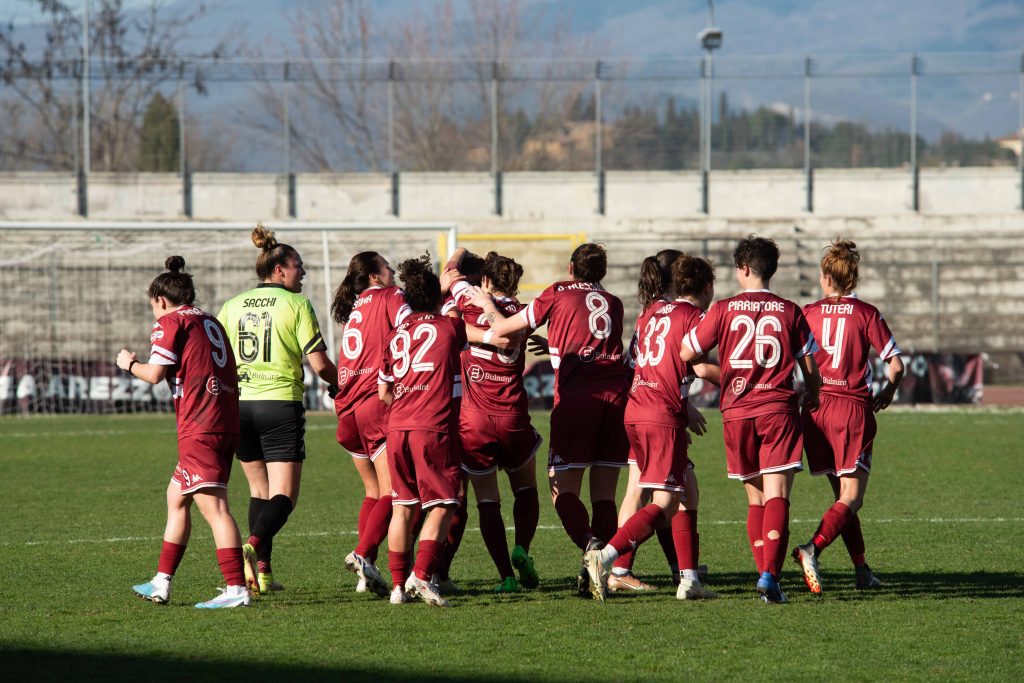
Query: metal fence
1 53 1021 177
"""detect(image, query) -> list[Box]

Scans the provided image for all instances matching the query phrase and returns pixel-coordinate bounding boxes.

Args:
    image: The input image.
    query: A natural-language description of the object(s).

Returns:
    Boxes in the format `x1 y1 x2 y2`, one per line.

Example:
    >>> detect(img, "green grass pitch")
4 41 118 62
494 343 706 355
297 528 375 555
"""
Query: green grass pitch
1 409 1022 682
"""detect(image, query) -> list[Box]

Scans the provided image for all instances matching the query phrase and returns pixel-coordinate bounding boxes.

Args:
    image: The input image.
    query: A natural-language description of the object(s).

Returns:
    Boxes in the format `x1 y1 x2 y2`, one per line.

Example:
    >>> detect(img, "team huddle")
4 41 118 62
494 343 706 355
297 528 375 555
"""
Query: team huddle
116 228 904 608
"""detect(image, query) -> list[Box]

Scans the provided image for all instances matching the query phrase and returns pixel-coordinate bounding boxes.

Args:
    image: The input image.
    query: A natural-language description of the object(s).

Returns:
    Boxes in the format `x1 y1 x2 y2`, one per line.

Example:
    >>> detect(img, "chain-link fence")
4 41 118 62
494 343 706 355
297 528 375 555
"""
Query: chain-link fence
1 53 1021 175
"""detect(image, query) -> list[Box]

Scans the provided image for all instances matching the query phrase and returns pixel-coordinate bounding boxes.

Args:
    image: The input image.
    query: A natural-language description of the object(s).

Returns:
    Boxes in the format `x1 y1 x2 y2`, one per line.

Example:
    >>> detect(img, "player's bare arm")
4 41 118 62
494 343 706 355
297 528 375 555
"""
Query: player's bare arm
307 349 338 385
692 360 720 386
116 348 168 385
440 247 469 294
378 380 394 406
465 323 515 350
679 340 698 363
799 352 822 412
872 354 905 413
469 288 530 338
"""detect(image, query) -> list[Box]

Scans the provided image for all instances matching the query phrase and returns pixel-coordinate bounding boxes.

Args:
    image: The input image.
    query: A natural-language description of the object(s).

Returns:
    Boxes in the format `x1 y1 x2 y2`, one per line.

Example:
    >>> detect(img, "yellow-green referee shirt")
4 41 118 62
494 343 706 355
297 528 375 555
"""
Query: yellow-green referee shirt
217 283 327 401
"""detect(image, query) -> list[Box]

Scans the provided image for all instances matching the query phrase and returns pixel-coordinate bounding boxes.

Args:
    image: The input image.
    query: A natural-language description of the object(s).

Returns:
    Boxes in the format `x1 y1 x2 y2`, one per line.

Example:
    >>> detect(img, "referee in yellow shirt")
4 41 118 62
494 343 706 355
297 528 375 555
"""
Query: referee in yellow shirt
218 224 338 594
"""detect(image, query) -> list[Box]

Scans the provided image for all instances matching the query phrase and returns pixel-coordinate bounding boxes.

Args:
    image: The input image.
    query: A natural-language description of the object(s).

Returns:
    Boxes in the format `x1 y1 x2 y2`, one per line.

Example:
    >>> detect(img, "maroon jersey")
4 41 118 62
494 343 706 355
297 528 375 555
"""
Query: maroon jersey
442 285 465 400
683 290 818 420
625 298 704 427
517 281 629 403
148 306 239 438
803 295 901 405
379 312 467 433
458 290 529 414
335 285 411 416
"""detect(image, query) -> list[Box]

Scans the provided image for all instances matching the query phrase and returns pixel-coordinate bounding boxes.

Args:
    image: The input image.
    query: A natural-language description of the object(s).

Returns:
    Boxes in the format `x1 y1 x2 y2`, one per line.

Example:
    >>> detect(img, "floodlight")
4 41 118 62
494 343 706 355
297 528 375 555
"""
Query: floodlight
698 27 723 51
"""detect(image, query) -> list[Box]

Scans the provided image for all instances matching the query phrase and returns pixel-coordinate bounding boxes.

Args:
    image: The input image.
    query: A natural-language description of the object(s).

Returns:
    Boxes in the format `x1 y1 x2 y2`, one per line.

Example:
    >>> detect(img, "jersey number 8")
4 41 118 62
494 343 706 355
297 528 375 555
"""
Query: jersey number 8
586 292 612 340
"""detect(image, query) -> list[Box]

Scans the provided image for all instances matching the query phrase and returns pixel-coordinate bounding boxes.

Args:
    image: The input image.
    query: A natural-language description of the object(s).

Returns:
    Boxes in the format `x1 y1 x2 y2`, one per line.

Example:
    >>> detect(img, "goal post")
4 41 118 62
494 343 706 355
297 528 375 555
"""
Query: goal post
0 220 457 415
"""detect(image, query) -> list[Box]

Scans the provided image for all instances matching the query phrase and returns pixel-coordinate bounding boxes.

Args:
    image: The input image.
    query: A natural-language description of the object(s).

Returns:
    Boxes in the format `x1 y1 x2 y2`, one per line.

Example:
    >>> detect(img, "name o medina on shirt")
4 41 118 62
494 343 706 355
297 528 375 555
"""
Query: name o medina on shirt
727 300 785 313
243 297 277 308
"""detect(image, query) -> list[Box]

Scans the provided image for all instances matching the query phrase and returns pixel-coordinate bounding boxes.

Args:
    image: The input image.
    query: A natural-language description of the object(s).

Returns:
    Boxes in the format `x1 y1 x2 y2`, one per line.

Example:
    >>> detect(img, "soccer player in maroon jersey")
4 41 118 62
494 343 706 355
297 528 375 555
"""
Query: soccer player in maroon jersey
791 239 904 593
452 251 543 592
471 243 630 596
585 252 721 601
378 254 467 607
587 250 720 600
429 249 486 594
331 251 410 596
681 235 822 604
117 257 251 609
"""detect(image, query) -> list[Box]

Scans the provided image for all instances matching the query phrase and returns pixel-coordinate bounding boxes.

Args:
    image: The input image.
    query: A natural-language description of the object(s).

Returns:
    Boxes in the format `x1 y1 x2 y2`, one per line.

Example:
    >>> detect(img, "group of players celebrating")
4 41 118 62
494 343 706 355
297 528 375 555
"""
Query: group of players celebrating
118 227 903 608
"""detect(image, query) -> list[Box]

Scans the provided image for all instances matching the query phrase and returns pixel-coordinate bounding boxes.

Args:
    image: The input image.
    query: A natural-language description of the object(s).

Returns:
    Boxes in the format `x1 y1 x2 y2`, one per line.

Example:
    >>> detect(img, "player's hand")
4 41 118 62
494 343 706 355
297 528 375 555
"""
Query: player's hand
468 286 491 309
327 384 340 400
802 390 820 412
685 402 707 436
527 334 549 356
872 382 897 413
439 268 464 295
116 349 137 371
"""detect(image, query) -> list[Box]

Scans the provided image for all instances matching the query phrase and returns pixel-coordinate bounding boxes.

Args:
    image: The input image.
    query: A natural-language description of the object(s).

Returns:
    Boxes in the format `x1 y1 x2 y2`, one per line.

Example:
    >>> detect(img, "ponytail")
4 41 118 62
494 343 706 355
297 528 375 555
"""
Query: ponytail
637 249 684 307
332 251 381 324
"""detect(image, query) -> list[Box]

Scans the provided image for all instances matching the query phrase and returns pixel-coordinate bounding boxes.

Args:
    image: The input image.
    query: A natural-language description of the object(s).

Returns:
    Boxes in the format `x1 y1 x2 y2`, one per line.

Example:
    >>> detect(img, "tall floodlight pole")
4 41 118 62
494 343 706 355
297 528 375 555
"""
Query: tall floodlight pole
82 0 90 174
697 1 722 212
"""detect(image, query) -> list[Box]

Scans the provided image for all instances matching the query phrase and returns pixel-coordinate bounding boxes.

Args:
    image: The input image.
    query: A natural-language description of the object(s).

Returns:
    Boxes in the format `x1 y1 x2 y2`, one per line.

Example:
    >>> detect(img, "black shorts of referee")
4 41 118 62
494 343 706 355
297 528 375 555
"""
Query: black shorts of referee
237 400 306 463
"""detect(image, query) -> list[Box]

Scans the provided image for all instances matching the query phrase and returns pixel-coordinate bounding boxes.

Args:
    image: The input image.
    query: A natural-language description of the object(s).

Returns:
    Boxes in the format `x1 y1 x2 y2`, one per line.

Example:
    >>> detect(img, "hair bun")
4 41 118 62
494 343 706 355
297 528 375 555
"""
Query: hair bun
831 238 859 262
165 255 186 273
252 223 278 251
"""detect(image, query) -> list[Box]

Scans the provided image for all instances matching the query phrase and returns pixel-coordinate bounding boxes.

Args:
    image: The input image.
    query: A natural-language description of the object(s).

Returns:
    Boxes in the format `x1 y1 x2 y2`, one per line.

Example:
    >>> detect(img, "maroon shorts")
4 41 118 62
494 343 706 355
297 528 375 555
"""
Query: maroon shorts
803 394 876 477
549 387 629 471
173 432 239 495
460 408 542 476
625 423 691 492
722 412 803 481
336 394 388 461
387 430 462 509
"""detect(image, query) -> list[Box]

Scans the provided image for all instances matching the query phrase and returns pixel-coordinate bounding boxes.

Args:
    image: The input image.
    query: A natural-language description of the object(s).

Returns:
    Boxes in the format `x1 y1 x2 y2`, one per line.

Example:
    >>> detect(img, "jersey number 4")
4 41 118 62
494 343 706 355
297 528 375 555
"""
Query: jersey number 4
819 317 846 369
728 314 782 369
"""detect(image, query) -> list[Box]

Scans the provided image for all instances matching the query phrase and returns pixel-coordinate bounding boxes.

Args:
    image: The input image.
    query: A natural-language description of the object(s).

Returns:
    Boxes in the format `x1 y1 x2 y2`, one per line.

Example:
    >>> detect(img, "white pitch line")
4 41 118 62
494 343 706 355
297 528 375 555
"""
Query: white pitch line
5 517 1021 548
0 424 340 439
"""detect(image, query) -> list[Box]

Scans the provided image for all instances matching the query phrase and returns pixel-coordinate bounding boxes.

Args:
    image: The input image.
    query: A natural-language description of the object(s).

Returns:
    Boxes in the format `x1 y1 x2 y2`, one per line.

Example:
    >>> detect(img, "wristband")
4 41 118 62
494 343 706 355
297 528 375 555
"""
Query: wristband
128 359 139 375
482 329 495 345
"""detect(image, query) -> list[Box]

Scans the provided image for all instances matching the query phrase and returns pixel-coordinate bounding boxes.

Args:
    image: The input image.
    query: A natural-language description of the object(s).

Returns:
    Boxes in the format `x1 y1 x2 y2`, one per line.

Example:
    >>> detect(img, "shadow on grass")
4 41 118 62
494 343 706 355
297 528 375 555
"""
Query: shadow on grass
453 570 1024 602
1 648 527 683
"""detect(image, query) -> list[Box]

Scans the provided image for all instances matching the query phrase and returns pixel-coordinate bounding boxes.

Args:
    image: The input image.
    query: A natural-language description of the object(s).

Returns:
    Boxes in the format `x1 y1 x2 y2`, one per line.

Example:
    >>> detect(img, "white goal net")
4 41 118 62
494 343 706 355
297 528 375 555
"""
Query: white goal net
0 221 457 415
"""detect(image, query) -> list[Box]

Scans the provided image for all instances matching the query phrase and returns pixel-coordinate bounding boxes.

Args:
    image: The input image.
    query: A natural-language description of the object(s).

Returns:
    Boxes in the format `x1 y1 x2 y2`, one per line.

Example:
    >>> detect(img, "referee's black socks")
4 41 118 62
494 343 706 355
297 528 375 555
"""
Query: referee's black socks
251 494 294 545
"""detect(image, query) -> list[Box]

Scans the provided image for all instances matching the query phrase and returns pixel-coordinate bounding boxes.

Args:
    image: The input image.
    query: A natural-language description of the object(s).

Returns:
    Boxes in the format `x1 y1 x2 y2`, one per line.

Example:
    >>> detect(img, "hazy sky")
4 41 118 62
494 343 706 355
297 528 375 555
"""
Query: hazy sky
2 0 1022 56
